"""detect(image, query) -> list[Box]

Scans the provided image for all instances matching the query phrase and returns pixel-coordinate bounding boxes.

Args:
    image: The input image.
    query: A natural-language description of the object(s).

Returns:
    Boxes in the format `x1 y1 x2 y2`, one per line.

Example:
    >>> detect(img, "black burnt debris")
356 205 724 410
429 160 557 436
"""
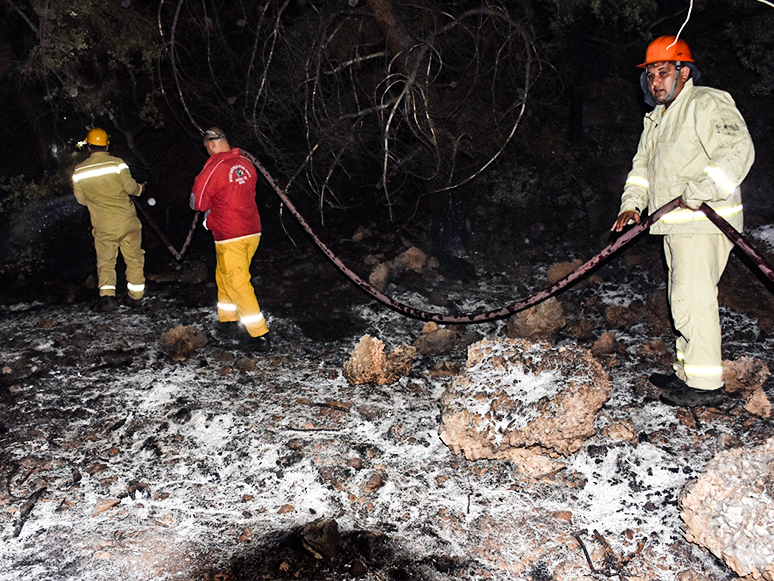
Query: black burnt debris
1 224 774 581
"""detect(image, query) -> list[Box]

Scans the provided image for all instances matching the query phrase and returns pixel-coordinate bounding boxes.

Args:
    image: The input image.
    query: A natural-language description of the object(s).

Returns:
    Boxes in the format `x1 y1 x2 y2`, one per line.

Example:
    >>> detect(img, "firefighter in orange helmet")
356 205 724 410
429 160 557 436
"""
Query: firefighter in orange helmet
612 37 754 407
72 128 146 311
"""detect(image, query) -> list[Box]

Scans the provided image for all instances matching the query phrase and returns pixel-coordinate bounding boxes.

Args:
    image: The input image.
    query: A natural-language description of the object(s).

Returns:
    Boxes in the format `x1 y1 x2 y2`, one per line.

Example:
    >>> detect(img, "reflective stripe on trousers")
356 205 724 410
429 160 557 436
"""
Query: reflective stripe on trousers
214 234 268 337
665 234 732 390
94 223 145 299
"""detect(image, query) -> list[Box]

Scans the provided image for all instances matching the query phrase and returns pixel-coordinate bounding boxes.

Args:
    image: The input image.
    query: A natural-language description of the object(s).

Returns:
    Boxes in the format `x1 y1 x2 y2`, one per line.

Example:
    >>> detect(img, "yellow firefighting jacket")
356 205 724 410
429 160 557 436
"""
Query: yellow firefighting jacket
72 151 142 235
620 79 754 235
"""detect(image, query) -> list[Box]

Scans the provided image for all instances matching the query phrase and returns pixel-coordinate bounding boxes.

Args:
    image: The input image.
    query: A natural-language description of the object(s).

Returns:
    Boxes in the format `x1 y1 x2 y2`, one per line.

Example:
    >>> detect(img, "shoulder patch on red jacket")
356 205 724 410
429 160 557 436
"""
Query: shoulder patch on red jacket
229 163 253 185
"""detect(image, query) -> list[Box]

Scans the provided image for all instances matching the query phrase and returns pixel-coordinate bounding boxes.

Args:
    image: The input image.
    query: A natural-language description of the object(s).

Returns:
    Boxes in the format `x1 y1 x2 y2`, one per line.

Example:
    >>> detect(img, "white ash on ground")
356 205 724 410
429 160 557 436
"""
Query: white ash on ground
680 438 774 581
2 225 774 581
438 337 610 475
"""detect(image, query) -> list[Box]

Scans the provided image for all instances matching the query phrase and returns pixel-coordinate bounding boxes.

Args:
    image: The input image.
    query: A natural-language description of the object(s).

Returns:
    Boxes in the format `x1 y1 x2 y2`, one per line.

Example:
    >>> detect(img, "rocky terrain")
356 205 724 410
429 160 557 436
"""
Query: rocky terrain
1 216 774 581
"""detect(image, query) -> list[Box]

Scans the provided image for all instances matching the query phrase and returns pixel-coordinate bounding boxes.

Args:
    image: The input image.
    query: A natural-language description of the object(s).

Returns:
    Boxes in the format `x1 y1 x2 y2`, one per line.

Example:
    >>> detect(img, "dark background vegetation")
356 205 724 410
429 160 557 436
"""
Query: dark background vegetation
1 0 773 297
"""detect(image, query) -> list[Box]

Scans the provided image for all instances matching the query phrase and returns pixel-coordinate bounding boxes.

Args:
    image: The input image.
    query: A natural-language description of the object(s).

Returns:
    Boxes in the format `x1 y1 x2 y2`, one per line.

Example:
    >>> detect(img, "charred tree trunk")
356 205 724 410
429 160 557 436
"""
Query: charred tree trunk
365 0 469 266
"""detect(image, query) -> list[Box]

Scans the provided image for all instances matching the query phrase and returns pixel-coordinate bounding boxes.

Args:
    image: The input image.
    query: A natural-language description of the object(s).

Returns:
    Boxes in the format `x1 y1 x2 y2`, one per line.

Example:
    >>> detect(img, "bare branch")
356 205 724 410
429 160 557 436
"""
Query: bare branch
3 0 38 36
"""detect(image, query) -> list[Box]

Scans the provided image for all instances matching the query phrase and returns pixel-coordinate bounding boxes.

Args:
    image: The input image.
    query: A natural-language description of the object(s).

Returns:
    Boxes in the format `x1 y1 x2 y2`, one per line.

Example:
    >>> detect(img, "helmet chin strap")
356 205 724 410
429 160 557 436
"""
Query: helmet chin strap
663 61 683 103
642 61 684 106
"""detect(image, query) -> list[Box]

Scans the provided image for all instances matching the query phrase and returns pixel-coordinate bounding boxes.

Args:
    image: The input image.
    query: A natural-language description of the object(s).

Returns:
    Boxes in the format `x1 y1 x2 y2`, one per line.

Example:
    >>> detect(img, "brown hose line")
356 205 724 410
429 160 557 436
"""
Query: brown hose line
244 151 683 323
700 202 774 283
136 155 774 323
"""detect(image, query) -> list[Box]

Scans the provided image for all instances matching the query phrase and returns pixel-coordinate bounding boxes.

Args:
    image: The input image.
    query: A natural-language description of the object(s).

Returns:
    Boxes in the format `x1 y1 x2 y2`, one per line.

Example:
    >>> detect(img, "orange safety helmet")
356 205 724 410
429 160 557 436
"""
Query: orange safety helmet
85 128 109 146
638 36 694 68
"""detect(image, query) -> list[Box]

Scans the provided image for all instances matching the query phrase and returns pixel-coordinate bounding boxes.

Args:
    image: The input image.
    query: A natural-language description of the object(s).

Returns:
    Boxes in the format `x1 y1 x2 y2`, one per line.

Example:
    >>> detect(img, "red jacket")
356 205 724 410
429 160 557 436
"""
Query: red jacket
191 148 262 241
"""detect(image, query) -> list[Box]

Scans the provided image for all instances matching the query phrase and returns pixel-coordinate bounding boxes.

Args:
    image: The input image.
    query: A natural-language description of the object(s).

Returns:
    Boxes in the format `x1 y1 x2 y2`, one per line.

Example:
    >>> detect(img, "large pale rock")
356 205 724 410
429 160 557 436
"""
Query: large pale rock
414 322 460 355
723 357 771 394
344 335 385 383
506 297 566 342
367 247 426 294
160 325 208 360
393 247 427 273
680 438 774 581
368 263 393 293
723 357 772 419
604 304 641 330
93 498 121 517
381 345 417 384
546 260 582 284
343 335 416 385
439 338 610 475
744 389 771 419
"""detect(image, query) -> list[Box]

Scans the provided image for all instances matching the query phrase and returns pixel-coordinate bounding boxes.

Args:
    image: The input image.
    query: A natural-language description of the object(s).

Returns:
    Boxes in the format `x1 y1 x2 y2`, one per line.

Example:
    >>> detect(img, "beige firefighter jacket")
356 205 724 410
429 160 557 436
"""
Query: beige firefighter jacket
72 151 142 236
620 79 754 235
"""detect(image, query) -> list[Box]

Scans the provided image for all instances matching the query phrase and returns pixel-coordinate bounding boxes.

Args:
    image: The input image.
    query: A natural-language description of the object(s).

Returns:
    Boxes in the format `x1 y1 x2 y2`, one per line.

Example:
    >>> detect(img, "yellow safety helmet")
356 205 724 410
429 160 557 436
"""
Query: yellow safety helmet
85 128 109 146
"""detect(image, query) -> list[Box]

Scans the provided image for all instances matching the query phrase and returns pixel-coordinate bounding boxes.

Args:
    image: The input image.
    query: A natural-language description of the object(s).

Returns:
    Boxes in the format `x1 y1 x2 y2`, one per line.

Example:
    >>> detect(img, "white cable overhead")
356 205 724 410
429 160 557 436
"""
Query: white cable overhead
669 0 772 50
669 0 694 49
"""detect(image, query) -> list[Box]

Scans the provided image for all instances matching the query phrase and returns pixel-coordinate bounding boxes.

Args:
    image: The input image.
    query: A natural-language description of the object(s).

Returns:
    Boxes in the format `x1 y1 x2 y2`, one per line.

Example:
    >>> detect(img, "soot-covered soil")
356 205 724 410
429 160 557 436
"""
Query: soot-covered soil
1 216 774 581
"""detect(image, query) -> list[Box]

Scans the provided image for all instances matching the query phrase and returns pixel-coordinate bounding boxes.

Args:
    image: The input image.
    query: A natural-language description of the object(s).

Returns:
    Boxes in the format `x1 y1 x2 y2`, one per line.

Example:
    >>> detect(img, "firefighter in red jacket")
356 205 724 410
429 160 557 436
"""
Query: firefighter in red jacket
190 127 270 351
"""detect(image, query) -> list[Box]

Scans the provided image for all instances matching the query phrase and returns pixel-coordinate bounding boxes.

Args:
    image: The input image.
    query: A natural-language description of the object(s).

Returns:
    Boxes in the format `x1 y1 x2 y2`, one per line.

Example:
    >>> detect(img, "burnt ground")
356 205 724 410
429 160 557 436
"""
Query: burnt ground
1 203 774 581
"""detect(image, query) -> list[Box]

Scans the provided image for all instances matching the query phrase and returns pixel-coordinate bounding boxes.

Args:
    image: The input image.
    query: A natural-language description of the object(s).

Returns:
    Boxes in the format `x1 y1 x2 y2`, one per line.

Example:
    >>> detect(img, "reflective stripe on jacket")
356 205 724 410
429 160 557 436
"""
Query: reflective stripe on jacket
620 79 754 235
72 151 142 233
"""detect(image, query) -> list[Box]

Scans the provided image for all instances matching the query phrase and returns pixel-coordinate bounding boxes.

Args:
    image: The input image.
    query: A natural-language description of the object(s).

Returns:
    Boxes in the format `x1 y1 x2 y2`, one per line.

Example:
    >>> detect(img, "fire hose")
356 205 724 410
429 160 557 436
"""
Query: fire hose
698 202 774 282
136 155 774 324
132 196 199 261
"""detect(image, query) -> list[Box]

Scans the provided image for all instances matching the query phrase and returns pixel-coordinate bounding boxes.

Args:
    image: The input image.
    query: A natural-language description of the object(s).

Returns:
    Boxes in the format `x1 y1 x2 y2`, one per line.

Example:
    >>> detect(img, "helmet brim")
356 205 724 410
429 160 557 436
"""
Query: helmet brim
638 57 695 68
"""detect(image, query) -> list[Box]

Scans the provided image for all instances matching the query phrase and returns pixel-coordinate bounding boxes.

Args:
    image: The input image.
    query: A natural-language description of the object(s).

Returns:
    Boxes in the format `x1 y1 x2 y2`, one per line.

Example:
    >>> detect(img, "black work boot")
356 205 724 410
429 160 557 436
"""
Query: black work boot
650 372 726 407
96 296 117 313
218 321 241 339
126 296 144 309
649 372 687 391
244 333 271 353
659 384 726 408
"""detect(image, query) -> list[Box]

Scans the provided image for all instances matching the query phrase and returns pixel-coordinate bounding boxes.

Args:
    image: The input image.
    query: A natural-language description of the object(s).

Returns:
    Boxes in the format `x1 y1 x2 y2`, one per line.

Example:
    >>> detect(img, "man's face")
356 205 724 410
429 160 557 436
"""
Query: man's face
646 61 688 105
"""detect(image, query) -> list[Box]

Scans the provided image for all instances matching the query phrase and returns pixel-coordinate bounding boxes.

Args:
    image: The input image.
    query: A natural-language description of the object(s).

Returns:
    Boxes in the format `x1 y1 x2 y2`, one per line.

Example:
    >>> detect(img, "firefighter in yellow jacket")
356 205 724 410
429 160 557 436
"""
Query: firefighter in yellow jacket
72 128 146 311
612 37 755 407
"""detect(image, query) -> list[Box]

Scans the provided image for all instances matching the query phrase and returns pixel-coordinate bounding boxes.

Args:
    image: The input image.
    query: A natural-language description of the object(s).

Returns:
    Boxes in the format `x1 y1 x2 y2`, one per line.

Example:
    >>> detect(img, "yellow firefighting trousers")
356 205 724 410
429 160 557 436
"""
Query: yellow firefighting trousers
664 233 733 390
215 234 269 337
94 215 145 299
